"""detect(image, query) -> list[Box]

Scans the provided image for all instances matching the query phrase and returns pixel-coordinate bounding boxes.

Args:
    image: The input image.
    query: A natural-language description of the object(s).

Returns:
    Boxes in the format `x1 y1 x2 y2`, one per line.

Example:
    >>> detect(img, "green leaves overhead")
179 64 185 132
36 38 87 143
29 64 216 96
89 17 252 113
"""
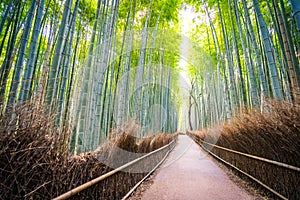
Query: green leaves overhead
0 0 184 153
4 0 299 153
186 0 300 130
78 0 97 23
118 0 181 26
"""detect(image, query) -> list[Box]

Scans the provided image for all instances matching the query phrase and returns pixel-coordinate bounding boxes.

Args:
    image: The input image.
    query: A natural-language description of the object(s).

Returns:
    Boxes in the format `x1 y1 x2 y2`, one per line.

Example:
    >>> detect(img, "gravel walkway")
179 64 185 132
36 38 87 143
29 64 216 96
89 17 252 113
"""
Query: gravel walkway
132 135 265 200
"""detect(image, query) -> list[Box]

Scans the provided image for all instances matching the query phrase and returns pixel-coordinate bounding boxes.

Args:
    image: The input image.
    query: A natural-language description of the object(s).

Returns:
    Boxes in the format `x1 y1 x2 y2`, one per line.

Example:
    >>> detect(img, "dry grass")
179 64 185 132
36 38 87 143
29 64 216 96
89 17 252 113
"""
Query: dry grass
0 102 176 199
114 132 138 152
149 132 175 151
0 102 64 199
137 137 152 153
189 100 300 199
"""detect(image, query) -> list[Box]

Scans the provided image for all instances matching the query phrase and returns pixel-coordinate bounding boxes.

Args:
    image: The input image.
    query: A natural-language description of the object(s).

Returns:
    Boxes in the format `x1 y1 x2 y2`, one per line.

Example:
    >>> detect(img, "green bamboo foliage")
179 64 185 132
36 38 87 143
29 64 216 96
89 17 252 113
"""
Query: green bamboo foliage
290 0 300 34
0 1 22 107
74 0 103 153
88 0 108 148
1 0 299 155
0 0 15 58
56 0 79 126
0 0 13 36
242 0 269 100
253 0 283 99
101 8 121 144
188 0 299 130
0 0 181 155
217 0 237 111
93 0 120 144
227 0 247 106
273 0 300 103
7 0 37 110
141 17 160 133
200 0 232 120
134 0 152 125
116 0 136 130
19 0 45 102
234 0 258 106
46 0 73 106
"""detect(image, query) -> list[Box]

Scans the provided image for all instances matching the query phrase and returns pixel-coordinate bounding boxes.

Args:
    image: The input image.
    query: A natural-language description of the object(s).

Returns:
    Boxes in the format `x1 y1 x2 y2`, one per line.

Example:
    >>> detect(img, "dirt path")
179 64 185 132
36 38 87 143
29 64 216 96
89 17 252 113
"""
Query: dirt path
132 135 264 200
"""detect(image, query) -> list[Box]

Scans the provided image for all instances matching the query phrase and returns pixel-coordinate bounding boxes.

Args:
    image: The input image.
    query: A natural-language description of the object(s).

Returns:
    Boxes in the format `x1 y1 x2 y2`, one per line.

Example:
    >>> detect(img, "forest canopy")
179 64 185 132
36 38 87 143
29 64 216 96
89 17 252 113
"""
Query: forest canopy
0 0 299 151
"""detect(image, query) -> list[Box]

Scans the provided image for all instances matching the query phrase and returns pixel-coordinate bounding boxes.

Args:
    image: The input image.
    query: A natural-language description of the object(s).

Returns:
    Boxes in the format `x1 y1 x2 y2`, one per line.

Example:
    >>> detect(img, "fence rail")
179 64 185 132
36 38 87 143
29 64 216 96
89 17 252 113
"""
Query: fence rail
187 131 300 200
53 139 176 200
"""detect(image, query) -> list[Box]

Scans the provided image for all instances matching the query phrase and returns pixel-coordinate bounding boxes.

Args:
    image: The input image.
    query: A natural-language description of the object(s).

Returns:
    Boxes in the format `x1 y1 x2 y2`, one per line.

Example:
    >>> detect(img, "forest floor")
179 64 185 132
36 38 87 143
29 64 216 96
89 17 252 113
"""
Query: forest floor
128 135 267 200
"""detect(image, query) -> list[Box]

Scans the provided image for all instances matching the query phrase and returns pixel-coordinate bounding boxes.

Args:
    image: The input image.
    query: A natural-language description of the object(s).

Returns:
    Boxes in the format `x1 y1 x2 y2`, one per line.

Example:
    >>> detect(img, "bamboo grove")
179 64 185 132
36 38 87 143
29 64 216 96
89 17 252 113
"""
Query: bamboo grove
0 0 181 154
186 0 300 130
1 0 300 153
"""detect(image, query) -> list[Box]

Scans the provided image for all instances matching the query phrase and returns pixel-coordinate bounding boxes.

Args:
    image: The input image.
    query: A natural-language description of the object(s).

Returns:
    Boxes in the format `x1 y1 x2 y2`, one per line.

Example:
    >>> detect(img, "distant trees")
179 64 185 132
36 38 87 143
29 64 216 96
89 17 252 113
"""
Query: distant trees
187 0 300 129
0 0 181 154
2 0 298 150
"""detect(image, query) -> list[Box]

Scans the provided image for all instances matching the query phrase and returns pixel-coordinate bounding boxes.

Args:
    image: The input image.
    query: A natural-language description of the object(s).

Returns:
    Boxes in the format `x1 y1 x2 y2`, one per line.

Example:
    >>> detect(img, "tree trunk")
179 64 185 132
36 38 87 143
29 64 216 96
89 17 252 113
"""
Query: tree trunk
46 0 72 106
290 0 300 34
7 0 37 109
234 0 258 106
19 0 45 102
253 0 283 99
